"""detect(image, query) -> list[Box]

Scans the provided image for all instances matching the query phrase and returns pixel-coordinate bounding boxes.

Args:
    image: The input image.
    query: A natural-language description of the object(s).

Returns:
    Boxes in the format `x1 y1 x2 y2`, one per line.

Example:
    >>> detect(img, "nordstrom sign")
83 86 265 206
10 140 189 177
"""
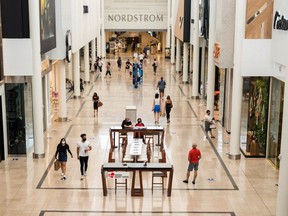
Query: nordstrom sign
108 14 164 22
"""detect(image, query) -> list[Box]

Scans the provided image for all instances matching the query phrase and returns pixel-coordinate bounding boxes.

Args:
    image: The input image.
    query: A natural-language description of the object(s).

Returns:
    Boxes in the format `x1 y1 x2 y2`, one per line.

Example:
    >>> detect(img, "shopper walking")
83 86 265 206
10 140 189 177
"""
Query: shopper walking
92 92 99 117
183 143 201 184
117 57 122 71
54 138 73 180
204 110 215 138
77 134 92 180
152 92 161 125
157 77 166 99
98 58 103 73
152 58 158 75
165 95 173 123
105 62 112 77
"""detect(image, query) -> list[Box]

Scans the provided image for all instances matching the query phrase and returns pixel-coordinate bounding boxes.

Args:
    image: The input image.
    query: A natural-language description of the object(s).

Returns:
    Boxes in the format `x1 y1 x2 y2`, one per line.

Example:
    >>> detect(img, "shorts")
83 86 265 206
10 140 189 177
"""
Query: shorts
154 105 160 113
187 162 199 171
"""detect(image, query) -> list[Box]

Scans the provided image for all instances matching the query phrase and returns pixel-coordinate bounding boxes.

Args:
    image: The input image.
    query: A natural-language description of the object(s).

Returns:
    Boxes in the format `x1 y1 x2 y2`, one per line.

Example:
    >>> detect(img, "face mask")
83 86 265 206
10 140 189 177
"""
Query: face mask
82 138 86 142
138 120 141 123
61 141 65 145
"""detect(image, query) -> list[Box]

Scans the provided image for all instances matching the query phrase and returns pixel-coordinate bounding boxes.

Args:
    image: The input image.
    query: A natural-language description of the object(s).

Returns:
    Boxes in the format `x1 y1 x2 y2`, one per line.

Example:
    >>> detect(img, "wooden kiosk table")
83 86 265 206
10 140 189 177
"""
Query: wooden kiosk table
109 126 165 150
101 163 174 196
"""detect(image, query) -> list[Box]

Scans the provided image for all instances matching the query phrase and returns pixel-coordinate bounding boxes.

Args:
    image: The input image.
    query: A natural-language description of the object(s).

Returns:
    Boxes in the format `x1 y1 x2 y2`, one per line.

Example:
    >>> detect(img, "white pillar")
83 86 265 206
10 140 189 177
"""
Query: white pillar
29 0 45 158
166 0 171 48
84 44 90 83
182 42 189 83
200 38 206 98
176 38 181 72
73 51 81 98
92 39 96 68
170 0 176 64
229 0 246 160
206 0 217 116
57 60 67 121
192 0 200 98
101 0 106 58
277 71 288 215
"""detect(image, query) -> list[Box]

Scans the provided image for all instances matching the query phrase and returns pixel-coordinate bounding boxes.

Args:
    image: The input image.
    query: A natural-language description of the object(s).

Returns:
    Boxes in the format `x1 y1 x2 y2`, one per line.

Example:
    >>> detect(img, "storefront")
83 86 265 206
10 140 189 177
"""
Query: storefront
240 77 270 157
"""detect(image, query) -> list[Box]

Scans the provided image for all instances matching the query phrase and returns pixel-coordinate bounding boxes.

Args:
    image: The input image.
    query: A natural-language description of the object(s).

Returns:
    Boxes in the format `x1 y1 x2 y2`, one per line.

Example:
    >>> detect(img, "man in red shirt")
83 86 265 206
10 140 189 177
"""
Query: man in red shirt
183 144 201 184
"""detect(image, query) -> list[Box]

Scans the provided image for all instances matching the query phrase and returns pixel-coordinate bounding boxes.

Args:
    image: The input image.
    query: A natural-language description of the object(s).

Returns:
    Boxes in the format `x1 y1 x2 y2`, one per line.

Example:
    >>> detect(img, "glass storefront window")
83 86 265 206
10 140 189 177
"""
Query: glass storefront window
267 78 284 168
240 77 270 157
5 84 27 155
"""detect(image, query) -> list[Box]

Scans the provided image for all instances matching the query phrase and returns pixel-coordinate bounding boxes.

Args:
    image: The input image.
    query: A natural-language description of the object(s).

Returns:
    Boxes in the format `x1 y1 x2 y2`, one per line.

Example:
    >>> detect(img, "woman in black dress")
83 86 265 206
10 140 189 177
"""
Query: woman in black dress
92 92 99 117
54 138 73 180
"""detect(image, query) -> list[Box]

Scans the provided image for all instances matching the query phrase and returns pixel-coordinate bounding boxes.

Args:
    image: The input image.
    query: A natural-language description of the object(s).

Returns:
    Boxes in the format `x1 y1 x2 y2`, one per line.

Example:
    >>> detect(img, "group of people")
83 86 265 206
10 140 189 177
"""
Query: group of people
54 133 92 181
152 77 172 125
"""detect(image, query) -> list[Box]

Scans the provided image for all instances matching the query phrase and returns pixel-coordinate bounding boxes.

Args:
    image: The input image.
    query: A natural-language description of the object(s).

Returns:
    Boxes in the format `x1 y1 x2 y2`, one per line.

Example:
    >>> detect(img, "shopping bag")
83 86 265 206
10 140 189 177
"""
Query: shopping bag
54 160 60 171
210 124 216 129
98 101 103 107
203 136 207 142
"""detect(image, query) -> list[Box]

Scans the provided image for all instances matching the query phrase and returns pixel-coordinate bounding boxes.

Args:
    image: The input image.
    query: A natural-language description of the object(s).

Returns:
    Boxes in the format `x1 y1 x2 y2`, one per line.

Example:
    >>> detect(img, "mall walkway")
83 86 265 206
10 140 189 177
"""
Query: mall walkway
0 52 279 216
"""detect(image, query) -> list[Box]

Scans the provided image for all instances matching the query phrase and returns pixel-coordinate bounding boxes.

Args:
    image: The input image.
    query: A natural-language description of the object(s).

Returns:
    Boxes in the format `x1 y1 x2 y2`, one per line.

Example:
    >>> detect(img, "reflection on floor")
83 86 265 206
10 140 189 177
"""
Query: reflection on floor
0 52 278 216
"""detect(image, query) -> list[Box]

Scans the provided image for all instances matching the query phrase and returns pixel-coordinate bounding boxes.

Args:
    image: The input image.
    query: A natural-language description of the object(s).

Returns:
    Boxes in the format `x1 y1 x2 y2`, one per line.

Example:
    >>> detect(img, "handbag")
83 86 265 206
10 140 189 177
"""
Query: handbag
54 159 60 171
98 101 103 107
210 124 216 129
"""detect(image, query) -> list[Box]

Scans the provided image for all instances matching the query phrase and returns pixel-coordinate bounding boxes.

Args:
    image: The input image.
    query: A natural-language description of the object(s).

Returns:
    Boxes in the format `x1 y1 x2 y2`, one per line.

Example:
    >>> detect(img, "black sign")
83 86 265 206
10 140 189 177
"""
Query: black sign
273 11 288 31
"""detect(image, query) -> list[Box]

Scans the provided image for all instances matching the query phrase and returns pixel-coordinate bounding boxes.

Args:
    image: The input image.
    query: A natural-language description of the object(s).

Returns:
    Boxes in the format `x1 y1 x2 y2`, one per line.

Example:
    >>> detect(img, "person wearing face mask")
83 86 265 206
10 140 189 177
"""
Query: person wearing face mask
55 138 73 180
77 134 92 180
134 118 145 142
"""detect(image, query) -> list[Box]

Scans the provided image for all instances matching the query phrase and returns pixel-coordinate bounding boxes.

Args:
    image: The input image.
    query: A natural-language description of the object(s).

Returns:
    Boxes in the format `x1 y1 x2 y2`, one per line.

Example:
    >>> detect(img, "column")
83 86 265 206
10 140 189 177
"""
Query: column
57 60 67 121
29 0 45 158
277 69 288 215
166 0 171 49
200 38 206 98
170 0 176 64
206 0 217 115
229 0 246 160
84 44 90 83
101 0 106 58
92 39 96 69
73 51 81 98
182 42 189 83
192 0 200 98
176 38 181 72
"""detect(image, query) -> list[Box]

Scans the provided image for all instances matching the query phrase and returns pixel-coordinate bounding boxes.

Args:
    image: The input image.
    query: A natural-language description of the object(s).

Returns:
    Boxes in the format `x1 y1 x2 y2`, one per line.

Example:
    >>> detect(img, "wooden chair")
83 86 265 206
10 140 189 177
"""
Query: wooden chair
152 171 165 194
115 177 128 194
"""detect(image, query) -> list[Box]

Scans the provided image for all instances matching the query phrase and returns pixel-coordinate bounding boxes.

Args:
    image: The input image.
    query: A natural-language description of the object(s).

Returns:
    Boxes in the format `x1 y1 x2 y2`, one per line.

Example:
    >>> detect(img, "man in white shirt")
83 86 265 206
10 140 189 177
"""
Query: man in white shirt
77 134 92 180
138 52 144 64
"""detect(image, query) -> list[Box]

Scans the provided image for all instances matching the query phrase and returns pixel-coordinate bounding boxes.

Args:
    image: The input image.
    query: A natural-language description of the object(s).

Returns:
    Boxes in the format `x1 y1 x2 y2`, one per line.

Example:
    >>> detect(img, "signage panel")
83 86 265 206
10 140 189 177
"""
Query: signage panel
104 0 167 31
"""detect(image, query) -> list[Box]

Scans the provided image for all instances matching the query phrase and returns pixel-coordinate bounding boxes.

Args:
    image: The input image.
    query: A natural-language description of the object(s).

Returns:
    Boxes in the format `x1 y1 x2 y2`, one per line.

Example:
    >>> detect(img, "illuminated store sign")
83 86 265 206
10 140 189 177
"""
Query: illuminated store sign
107 14 164 22
273 11 288 30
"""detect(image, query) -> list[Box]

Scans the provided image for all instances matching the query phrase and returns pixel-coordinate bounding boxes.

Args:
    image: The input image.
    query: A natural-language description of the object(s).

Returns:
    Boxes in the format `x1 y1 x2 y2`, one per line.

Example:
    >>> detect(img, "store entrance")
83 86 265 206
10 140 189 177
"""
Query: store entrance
105 31 164 56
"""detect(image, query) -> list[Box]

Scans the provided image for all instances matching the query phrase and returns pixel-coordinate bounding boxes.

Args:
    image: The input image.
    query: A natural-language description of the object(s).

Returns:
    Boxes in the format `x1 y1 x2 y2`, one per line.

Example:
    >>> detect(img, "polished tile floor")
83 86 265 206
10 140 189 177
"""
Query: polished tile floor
0 53 279 216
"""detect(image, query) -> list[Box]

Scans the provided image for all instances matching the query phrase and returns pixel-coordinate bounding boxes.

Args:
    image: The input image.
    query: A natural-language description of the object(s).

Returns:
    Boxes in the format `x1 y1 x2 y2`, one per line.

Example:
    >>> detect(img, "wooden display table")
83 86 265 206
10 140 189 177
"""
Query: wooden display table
101 162 174 196
109 126 165 151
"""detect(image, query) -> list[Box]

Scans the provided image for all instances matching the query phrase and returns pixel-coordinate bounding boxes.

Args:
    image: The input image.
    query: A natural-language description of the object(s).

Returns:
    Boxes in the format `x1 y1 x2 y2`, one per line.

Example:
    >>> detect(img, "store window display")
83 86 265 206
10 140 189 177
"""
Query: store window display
241 77 269 157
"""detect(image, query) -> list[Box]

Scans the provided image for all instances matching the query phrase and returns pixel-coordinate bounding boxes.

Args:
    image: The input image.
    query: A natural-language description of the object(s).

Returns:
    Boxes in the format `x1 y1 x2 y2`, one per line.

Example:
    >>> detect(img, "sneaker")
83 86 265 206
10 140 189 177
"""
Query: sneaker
84 172 87 176
61 173 64 176
63 176 67 180
192 181 195 184
61 177 64 180
80 175 84 180
183 180 188 183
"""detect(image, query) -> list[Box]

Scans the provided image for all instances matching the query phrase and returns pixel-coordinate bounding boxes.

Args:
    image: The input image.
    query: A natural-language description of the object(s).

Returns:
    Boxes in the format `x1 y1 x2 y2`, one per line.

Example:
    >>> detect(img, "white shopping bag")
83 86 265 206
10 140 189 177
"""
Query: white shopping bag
203 136 207 141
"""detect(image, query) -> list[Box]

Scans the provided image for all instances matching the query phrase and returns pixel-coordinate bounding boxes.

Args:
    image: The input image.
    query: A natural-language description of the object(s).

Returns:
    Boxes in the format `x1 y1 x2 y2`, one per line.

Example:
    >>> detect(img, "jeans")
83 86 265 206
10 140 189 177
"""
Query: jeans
79 156 89 175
